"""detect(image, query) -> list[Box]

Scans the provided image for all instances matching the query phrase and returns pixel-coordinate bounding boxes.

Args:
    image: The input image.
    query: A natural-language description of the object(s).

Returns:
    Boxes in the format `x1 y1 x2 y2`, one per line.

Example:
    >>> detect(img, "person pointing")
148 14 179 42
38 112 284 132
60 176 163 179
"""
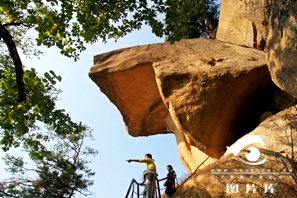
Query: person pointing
127 153 156 198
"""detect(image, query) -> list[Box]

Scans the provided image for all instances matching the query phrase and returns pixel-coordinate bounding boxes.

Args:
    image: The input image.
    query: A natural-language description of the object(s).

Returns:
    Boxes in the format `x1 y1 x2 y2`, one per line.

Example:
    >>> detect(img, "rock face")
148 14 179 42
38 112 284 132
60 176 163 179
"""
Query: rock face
154 45 272 159
242 0 267 50
217 0 266 49
216 0 254 48
89 38 293 172
265 0 297 97
172 107 297 197
217 0 297 97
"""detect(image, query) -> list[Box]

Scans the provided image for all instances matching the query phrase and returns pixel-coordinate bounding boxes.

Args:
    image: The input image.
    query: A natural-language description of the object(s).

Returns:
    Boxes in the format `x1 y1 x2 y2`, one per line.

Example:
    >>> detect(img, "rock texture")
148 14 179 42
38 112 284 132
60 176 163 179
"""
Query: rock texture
265 0 297 97
242 0 267 50
216 0 254 47
217 0 266 49
218 0 297 97
172 107 297 197
89 38 293 172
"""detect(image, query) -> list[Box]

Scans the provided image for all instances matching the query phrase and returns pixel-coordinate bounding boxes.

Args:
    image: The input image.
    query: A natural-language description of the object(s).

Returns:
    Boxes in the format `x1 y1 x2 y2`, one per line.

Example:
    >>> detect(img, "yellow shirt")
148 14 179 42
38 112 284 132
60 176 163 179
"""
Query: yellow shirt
139 158 156 171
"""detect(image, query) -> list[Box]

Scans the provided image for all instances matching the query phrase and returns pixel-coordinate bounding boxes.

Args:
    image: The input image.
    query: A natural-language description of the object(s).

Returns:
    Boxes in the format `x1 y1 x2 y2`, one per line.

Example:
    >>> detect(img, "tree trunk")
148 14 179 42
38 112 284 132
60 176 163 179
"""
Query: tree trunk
0 22 26 102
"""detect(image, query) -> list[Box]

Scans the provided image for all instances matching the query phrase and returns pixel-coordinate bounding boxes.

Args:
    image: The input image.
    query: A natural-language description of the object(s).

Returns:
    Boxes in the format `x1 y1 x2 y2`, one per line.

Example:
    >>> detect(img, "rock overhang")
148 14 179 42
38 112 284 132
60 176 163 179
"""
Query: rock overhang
89 37 293 161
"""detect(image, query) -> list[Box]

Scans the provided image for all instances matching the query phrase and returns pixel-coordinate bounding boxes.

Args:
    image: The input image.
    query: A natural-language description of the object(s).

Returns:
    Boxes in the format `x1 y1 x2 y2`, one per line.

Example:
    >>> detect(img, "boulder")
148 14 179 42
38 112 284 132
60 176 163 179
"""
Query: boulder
89 38 222 173
265 0 297 97
172 107 297 197
152 39 273 159
89 38 291 172
90 42 169 137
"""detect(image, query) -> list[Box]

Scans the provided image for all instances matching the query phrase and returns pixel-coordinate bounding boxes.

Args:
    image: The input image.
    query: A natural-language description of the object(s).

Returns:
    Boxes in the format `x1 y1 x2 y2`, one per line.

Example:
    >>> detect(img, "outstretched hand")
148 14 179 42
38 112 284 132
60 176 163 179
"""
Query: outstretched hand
126 159 132 163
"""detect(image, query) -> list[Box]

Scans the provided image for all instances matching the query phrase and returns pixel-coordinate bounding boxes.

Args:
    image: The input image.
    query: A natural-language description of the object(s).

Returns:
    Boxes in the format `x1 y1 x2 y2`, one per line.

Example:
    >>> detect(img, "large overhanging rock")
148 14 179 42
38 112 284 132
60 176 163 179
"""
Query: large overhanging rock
89 38 285 172
172 107 297 197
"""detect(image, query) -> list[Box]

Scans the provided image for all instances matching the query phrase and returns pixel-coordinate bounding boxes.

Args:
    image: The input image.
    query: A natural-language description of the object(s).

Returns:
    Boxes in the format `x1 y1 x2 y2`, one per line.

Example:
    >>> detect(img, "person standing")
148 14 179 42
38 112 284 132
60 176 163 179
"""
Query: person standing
127 154 157 198
164 165 176 198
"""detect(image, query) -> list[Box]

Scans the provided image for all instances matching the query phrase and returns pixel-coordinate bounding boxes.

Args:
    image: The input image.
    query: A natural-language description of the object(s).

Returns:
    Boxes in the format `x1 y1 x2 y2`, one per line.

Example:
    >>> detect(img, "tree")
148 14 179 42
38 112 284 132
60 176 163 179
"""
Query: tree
163 0 219 42
0 0 159 102
0 128 97 198
0 54 97 197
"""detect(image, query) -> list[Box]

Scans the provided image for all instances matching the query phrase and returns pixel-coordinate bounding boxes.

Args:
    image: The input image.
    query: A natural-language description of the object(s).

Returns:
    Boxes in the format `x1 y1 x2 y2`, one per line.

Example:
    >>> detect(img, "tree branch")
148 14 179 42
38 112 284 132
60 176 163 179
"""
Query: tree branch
2 22 23 27
0 22 26 102
0 188 21 198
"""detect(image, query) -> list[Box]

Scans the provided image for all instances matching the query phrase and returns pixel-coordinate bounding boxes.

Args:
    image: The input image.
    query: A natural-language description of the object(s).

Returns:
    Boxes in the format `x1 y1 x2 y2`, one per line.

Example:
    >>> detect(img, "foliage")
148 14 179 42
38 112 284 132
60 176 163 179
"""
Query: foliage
0 54 97 197
163 0 219 42
0 0 219 58
0 0 219 102
282 106 297 168
176 172 191 184
0 130 97 197
0 54 59 152
0 0 161 60
0 129 97 198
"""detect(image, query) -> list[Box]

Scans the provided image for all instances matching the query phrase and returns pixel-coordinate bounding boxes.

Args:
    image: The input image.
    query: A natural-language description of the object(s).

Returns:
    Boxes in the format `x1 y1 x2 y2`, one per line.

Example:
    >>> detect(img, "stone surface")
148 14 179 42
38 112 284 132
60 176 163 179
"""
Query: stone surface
242 0 267 49
265 0 297 97
216 0 254 47
217 0 266 50
89 38 291 172
172 107 297 197
153 40 274 159
89 39 221 173
89 0 297 195
218 0 297 97
165 114 216 173
90 43 169 137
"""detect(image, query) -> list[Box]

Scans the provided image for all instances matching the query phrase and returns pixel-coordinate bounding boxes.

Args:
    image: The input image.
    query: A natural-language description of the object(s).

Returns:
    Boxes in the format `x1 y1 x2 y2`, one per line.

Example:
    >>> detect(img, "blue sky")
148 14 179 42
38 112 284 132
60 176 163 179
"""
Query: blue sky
14 25 188 197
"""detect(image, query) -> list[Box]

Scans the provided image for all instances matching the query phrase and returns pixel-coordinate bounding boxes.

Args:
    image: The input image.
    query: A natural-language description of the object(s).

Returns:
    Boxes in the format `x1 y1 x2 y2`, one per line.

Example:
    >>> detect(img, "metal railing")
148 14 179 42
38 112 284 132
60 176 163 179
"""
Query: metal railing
125 175 161 198
125 179 141 198
126 157 210 197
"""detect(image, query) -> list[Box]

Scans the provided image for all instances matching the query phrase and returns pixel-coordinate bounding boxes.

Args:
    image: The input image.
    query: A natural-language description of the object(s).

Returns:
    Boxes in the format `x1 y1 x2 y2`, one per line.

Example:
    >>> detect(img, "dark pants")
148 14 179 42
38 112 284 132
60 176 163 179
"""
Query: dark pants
143 173 154 198
165 181 176 198
165 187 175 198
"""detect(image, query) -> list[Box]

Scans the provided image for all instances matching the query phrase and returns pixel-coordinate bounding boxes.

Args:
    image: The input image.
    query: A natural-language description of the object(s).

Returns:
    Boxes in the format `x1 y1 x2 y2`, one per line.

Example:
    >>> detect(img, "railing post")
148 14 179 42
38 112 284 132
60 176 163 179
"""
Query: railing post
137 183 139 198
126 179 134 198
132 182 134 198
126 179 140 198
156 177 161 198
151 174 157 198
